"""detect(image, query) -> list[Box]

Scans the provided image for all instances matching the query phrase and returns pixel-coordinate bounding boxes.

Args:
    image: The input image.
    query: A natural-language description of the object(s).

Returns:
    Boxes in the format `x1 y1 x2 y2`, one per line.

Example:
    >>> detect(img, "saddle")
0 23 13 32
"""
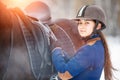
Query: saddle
0 4 82 79
1 8 55 80
50 24 76 58
53 19 84 51
17 15 55 80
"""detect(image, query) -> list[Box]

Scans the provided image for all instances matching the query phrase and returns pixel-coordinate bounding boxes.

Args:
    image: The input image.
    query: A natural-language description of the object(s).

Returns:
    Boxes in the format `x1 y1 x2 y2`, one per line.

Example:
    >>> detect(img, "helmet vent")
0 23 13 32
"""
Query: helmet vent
77 5 89 17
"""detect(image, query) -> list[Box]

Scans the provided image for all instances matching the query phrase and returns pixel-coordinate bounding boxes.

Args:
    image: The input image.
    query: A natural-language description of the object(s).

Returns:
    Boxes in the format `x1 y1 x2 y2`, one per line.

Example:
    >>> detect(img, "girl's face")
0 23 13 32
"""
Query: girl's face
76 19 95 38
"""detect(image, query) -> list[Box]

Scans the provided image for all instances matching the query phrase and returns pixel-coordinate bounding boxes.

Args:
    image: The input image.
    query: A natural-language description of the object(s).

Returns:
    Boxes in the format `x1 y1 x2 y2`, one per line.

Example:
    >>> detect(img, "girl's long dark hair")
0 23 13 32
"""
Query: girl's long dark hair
98 31 114 80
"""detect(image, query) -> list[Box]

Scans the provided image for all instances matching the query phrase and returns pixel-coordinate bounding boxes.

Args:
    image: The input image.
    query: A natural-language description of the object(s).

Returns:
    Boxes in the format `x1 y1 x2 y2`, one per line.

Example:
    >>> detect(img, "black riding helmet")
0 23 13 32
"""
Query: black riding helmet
75 5 106 30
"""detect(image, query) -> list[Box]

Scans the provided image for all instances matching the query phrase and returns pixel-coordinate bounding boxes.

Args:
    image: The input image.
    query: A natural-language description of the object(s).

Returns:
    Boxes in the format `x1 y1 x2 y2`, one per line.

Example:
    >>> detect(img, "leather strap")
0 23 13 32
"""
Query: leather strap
18 16 42 80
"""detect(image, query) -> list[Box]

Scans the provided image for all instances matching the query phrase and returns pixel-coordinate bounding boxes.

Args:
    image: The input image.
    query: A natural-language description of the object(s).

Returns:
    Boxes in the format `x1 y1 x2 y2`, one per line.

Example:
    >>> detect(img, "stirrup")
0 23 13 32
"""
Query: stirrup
50 74 59 80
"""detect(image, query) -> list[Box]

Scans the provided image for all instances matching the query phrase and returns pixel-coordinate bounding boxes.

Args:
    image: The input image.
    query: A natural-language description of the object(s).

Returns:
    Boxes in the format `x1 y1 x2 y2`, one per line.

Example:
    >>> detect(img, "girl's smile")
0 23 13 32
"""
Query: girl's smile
76 19 95 38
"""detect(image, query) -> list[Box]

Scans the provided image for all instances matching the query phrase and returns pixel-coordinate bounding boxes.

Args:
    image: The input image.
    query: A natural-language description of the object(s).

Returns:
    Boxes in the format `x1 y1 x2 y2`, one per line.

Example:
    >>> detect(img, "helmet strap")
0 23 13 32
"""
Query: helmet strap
92 20 100 34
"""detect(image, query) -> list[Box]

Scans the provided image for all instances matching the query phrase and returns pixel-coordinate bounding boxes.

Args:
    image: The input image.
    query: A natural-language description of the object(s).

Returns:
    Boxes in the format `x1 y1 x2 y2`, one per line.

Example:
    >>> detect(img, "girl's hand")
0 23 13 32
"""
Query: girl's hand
58 71 73 80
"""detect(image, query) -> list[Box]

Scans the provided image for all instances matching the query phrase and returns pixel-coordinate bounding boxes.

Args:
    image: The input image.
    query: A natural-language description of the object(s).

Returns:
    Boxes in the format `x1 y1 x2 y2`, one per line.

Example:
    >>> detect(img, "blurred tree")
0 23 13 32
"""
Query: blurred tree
95 0 120 36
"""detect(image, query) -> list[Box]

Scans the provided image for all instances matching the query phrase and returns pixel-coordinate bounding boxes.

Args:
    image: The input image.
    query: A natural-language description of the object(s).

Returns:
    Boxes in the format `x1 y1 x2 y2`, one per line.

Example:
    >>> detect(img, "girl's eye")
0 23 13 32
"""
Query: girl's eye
79 22 82 24
85 22 89 24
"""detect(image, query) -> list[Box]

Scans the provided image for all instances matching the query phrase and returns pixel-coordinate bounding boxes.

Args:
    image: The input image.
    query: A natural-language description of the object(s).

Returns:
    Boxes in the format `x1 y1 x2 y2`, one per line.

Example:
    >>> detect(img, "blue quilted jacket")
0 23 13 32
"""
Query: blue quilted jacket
52 35 104 80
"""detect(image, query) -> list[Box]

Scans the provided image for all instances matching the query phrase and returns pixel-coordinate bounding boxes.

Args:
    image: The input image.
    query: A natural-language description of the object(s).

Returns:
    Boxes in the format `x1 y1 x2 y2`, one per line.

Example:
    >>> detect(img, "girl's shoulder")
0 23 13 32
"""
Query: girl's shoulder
77 39 103 54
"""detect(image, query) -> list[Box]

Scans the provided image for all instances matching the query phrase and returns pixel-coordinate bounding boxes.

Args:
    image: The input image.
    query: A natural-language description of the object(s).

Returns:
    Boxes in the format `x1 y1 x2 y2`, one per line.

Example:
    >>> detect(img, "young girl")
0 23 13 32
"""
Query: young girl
52 5 114 80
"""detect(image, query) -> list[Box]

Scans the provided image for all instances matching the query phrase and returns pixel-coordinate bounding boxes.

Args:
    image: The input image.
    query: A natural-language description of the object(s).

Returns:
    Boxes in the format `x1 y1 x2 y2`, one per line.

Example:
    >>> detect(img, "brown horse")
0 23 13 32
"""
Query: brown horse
0 2 55 80
0 2 84 80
